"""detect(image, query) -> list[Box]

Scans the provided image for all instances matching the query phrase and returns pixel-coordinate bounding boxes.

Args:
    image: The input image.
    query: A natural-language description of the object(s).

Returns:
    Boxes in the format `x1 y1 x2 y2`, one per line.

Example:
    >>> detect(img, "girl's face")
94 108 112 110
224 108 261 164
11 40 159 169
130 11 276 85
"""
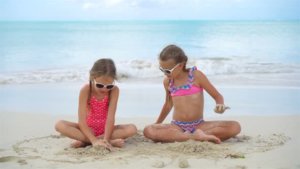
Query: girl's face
93 76 115 94
159 59 183 79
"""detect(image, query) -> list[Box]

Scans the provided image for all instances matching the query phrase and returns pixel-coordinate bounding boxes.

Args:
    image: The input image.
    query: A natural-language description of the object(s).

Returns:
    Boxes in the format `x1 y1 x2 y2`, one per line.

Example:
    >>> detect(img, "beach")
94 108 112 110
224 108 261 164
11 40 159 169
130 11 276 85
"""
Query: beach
0 112 299 169
0 82 300 169
1 20 300 168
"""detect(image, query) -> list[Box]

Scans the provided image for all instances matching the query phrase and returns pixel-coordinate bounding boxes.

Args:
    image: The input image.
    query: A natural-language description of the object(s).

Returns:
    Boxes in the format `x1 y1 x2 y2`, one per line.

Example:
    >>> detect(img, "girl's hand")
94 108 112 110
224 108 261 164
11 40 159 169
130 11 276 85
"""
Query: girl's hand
92 139 112 151
214 104 230 114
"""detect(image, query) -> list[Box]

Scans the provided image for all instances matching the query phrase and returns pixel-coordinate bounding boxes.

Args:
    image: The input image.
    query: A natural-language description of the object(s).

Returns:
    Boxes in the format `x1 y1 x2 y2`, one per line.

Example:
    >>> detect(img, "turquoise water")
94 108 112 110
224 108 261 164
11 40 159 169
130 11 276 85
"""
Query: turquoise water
0 20 300 84
0 20 300 116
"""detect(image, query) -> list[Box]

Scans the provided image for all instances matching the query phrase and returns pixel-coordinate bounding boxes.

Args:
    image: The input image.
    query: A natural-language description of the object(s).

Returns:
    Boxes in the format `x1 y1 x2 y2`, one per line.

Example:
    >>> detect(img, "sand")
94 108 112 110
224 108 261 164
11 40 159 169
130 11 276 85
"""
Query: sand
0 113 299 169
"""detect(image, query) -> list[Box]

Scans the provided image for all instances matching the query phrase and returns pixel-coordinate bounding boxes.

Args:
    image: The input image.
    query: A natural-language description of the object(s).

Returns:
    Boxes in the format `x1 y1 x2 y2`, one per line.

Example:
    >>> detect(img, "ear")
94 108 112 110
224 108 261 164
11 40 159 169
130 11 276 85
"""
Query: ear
180 62 187 70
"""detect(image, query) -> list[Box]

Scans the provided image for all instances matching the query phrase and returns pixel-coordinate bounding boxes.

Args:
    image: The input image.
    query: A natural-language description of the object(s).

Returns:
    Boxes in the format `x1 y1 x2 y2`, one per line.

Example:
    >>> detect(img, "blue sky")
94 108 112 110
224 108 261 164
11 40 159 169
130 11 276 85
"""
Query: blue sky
1 0 299 20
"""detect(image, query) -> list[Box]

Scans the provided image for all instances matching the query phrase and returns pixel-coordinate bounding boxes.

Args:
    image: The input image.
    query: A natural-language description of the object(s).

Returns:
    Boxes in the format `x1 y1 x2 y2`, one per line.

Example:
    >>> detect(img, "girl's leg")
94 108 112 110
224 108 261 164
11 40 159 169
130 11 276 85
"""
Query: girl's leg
55 121 138 148
55 120 90 142
95 124 137 148
193 129 221 144
111 124 137 139
143 124 221 143
143 124 192 142
197 121 241 141
54 120 90 148
109 124 137 148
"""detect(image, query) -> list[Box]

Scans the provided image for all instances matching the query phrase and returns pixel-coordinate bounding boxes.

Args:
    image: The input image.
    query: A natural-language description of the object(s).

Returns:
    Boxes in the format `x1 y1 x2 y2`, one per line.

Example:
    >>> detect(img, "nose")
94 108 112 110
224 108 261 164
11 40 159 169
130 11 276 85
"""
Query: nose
97 88 109 93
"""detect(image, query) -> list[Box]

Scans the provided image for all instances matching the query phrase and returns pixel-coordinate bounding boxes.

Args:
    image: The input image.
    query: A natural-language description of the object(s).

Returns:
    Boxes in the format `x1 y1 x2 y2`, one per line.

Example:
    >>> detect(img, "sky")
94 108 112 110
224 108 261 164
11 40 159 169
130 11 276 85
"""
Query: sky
0 0 299 20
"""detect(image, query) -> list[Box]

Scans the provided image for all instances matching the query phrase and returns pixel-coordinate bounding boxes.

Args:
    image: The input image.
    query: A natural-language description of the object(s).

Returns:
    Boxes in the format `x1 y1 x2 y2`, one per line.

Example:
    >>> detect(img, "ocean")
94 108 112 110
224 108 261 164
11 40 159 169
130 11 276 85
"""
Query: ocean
0 20 300 85
0 20 300 116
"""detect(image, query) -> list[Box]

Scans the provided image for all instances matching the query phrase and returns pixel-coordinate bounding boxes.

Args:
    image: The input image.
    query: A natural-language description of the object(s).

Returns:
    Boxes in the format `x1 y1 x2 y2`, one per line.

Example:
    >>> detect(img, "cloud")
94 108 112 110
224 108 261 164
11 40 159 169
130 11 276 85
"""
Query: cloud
78 0 201 10
82 2 96 10
104 0 124 7
81 0 126 10
5 0 295 20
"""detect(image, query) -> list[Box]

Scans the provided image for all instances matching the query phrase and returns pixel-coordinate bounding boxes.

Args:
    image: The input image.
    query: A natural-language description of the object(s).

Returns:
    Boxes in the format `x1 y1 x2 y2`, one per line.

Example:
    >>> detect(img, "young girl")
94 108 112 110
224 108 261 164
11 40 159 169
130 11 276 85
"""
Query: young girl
55 58 137 149
143 45 241 143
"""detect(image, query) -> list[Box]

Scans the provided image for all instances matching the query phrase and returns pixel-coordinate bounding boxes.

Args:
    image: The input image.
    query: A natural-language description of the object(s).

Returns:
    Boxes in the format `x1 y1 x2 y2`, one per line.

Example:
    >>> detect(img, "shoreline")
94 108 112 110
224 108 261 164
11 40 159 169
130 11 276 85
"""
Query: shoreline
0 82 299 117
2 73 300 87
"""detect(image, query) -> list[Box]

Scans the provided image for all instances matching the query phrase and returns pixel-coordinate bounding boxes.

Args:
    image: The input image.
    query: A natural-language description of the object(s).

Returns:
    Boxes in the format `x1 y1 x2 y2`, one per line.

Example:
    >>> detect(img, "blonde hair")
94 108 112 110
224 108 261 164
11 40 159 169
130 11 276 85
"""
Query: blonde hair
88 58 117 105
89 58 117 80
159 44 188 71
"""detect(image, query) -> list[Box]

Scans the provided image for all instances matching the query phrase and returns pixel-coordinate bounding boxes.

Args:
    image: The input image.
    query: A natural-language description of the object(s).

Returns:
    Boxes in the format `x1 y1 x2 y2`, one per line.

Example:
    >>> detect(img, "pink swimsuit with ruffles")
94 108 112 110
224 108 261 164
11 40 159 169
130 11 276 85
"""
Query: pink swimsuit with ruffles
86 95 109 136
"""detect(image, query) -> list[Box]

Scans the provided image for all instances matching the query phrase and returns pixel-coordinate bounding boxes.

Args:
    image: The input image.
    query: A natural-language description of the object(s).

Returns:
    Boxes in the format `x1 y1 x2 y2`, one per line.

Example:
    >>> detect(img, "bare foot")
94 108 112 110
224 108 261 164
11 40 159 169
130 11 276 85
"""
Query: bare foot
71 140 87 148
193 129 221 144
110 139 125 148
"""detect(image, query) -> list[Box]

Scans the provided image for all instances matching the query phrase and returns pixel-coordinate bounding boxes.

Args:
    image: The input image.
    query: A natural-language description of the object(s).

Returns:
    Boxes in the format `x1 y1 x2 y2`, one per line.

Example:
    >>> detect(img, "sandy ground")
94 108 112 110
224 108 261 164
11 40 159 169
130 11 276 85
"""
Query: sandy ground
0 112 299 169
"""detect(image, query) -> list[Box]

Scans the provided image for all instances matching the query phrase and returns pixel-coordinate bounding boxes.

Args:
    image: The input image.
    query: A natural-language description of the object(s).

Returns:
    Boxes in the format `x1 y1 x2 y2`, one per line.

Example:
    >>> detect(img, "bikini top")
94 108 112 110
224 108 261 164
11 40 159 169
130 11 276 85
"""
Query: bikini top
169 66 203 97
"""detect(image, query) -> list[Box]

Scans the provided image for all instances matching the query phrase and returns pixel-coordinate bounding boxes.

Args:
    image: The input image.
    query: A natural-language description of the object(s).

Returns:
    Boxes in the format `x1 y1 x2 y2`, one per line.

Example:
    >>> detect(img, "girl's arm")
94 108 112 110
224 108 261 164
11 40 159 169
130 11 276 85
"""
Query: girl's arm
103 86 119 142
195 70 229 113
156 77 173 123
78 85 98 144
195 70 224 104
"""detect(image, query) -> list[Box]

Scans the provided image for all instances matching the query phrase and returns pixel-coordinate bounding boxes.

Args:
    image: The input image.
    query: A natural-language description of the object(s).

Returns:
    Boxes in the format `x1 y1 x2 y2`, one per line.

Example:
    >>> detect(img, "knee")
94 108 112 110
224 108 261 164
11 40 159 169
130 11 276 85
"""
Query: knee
126 124 137 137
54 120 66 133
231 121 241 136
143 125 155 139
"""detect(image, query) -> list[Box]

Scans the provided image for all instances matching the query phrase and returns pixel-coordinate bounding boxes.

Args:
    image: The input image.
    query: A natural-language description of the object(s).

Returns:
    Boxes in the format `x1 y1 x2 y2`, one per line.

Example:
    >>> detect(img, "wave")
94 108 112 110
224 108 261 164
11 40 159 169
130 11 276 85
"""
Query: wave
1 58 300 85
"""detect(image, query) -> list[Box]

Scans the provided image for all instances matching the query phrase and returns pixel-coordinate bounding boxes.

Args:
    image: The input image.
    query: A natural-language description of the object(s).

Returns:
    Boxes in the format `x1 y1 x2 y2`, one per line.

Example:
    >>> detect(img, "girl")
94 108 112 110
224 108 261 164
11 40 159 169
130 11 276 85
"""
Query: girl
143 45 241 143
55 58 137 149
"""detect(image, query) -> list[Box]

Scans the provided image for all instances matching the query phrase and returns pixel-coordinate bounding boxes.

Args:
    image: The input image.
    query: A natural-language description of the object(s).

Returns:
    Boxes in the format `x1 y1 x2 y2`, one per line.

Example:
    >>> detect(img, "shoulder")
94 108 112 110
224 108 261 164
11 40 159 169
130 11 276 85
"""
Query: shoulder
192 68 208 82
108 85 120 104
78 83 90 102
111 85 120 93
109 85 120 97
80 83 90 95
193 69 205 77
163 77 170 88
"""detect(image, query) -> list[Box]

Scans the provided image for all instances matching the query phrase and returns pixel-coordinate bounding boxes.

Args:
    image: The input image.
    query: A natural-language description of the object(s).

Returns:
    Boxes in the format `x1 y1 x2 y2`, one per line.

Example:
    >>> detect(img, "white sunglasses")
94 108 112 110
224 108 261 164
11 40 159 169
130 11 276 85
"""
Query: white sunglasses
159 63 180 74
93 80 115 90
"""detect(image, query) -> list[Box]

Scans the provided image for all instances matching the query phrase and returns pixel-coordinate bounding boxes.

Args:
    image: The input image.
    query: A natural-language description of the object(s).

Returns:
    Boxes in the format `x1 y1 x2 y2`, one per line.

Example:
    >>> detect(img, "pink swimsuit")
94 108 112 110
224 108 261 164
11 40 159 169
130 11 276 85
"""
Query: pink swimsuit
169 66 203 96
86 95 109 136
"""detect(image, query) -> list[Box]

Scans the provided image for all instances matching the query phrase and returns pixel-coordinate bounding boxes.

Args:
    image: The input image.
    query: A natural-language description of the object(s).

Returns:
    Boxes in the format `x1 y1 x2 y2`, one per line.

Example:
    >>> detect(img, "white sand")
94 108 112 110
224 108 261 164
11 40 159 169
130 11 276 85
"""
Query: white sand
0 112 299 169
1 81 299 168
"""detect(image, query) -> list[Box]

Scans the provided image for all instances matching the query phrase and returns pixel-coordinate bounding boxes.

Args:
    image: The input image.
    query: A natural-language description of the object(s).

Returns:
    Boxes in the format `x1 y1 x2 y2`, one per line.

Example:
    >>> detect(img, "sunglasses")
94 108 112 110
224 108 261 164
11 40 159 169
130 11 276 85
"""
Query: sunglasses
93 80 115 90
159 63 180 74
